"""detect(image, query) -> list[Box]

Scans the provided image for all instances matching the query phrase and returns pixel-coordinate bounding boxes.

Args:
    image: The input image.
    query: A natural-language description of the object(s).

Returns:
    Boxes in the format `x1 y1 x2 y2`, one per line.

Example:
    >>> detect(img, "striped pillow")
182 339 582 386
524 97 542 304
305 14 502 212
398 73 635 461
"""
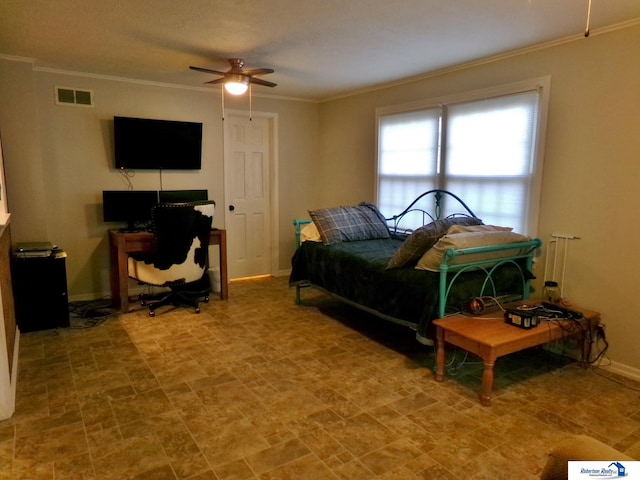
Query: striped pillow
309 203 390 245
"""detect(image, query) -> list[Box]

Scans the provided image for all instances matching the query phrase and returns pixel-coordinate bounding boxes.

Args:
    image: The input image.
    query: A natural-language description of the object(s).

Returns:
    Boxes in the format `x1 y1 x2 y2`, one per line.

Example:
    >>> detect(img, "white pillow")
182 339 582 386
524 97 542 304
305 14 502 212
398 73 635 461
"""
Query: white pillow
301 222 321 242
415 230 531 271
447 224 513 234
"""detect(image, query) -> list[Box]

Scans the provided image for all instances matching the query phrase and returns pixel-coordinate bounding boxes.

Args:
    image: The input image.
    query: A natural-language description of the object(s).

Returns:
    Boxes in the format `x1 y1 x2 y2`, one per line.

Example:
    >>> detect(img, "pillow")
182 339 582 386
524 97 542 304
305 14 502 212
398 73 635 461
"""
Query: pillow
447 224 512 234
540 435 633 480
386 216 482 269
415 230 531 271
309 202 390 244
300 222 321 242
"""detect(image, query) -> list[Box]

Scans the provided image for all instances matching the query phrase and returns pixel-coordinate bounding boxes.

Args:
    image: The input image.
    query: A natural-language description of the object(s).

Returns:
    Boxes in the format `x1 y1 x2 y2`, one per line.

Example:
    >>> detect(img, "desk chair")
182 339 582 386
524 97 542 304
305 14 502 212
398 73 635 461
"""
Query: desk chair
127 201 215 316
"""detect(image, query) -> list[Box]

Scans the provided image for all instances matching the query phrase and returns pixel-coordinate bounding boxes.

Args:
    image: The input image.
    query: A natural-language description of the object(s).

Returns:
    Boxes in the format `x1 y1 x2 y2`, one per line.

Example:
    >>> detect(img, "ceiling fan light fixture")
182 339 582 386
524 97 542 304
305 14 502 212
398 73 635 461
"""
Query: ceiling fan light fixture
224 74 249 95
190 59 276 118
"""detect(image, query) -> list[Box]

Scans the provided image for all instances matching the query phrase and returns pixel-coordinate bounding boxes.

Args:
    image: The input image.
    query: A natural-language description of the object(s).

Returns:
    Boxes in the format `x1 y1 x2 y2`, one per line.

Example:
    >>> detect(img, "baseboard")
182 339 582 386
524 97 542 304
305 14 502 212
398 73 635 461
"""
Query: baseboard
0 329 19 420
68 291 110 303
600 361 640 383
68 286 148 304
545 338 640 383
70 272 294 303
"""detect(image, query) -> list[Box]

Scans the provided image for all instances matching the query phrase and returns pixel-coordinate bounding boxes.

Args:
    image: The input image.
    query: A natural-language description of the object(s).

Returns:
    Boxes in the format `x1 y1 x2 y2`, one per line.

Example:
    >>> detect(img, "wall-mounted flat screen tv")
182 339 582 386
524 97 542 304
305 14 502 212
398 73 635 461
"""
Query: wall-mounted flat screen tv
114 116 203 170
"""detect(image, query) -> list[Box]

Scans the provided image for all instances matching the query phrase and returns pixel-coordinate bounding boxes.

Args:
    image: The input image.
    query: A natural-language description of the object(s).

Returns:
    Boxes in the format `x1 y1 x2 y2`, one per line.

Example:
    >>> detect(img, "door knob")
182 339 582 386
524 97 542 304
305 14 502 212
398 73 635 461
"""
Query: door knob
229 205 235 211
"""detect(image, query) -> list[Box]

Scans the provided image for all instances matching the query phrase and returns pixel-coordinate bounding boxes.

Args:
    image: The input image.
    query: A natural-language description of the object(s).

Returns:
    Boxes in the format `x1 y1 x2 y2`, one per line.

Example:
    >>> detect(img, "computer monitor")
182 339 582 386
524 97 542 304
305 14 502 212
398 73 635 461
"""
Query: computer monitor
158 189 208 204
102 190 158 231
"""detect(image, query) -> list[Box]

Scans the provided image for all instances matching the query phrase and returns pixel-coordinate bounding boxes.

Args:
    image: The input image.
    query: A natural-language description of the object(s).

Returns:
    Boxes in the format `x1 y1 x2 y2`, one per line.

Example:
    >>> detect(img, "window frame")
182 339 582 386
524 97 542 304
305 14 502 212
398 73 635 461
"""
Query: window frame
375 76 551 235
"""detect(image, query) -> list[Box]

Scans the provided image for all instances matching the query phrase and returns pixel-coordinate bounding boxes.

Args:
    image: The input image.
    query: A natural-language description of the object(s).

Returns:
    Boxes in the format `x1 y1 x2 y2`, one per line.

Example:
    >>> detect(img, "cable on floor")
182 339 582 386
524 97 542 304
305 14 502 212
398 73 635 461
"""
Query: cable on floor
68 297 114 329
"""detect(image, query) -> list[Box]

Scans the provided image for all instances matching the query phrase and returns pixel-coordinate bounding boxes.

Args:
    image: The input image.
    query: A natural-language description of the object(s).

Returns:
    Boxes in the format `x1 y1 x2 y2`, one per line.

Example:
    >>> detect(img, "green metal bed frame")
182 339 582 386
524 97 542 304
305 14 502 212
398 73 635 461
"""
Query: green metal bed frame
292 189 542 320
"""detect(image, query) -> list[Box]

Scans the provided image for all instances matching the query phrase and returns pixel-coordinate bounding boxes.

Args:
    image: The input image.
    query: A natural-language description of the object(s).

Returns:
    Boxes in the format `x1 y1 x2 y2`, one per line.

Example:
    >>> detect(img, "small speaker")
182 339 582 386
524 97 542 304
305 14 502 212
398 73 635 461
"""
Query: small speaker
467 297 486 315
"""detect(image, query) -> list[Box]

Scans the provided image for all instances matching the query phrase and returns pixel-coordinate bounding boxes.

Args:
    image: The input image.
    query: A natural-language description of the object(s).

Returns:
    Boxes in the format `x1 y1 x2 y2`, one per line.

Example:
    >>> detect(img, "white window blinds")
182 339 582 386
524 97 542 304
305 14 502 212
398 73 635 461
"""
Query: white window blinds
444 91 539 232
376 80 548 234
378 108 440 220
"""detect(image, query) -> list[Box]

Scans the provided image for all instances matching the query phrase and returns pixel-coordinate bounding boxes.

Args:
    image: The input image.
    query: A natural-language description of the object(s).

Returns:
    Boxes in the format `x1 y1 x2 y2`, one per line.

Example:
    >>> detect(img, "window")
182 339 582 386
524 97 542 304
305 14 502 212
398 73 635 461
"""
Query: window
376 78 550 235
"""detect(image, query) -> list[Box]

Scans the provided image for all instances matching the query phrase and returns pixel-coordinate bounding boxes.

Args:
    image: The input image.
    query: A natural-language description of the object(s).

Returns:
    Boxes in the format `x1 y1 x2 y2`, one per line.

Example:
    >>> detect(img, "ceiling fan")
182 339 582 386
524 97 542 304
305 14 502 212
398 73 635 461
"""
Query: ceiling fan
189 58 276 95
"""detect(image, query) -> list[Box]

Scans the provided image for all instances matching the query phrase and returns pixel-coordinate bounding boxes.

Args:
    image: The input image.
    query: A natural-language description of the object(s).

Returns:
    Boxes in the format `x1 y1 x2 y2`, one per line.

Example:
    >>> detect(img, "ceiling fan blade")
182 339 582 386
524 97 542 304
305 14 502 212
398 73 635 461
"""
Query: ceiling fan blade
190 65 226 76
249 77 277 88
245 68 275 76
205 78 225 85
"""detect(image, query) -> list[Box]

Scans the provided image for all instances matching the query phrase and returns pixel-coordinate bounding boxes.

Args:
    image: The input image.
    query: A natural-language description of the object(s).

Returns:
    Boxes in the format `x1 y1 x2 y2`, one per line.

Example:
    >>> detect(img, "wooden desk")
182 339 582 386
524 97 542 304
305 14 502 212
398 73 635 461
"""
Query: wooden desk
433 304 599 406
109 229 228 313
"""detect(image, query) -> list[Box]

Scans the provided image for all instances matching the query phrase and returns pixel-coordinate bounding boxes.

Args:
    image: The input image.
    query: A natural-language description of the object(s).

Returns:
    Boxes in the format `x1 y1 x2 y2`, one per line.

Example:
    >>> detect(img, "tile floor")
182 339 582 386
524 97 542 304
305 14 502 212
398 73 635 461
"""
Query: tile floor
2 276 640 479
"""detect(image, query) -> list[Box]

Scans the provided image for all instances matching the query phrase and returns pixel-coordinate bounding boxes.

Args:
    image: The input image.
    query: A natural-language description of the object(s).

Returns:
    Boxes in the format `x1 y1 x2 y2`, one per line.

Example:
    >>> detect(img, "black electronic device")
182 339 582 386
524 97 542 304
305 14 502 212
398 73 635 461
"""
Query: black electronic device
158 189 208 203
12 250 70 332
113 116 203 170
102 190 158 231
540 302 583 319
504 307 539 329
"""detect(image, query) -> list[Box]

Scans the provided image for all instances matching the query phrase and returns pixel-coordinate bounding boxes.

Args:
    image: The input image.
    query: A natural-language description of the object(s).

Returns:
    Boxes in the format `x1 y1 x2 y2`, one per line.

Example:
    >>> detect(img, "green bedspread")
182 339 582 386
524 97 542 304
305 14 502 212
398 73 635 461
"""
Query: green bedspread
289 238 528 338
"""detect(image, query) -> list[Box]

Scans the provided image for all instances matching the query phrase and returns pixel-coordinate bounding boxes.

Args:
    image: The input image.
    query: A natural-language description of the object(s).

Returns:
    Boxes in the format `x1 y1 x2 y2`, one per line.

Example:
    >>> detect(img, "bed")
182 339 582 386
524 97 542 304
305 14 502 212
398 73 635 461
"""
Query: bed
289 190 542 345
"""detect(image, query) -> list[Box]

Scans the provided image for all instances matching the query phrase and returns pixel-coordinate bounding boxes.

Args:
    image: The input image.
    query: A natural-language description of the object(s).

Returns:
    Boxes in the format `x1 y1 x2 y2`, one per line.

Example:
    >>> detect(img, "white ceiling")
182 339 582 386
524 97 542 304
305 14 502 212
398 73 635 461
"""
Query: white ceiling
1 0 640 101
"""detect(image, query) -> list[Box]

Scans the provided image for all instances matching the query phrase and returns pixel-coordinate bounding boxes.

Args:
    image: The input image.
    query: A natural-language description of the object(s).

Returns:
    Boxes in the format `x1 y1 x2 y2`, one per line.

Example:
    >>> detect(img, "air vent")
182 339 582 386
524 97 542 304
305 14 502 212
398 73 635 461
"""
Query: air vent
55 87 94 107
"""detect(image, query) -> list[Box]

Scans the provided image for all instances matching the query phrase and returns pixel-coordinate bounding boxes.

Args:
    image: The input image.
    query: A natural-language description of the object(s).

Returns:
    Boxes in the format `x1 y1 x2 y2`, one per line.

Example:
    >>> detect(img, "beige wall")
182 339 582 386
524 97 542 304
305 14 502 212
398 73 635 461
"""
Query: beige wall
317 25 640 373
0 60 321 299
1 22 639 374
0 60 49 239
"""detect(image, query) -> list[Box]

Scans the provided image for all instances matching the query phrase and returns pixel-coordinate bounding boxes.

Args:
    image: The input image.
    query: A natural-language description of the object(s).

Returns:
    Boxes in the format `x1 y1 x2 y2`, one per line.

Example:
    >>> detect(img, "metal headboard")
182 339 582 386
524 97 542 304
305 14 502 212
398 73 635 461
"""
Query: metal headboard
386 189 478 234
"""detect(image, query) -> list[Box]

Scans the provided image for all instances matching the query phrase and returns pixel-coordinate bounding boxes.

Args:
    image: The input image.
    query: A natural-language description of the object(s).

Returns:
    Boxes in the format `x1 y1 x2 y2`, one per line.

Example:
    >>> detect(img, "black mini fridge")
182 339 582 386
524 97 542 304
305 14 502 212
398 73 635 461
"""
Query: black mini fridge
12 249 70 332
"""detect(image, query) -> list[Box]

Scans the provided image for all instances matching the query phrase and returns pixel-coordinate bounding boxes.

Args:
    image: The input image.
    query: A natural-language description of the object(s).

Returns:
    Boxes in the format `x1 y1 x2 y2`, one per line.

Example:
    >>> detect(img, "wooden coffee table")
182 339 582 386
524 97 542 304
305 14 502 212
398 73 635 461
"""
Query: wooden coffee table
433 304 599 406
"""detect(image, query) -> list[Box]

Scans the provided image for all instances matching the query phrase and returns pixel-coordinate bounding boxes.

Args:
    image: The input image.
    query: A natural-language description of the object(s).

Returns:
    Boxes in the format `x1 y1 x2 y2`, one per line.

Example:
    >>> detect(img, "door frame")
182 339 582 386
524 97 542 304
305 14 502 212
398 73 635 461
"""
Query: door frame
223 109 280 279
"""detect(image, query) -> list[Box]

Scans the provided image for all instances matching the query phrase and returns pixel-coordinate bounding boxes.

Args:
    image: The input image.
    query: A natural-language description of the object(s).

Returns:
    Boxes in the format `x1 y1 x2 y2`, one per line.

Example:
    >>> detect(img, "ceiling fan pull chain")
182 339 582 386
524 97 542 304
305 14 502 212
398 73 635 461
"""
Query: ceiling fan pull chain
249 83 253 121
221 87 225 121
585 0 592 37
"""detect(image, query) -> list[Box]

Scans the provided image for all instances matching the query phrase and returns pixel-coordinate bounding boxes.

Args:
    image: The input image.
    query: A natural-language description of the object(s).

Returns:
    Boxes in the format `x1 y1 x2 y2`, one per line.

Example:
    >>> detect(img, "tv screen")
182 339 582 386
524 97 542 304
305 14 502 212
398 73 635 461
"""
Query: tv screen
102 190 158 231
159 189 208 203
114 116 203 170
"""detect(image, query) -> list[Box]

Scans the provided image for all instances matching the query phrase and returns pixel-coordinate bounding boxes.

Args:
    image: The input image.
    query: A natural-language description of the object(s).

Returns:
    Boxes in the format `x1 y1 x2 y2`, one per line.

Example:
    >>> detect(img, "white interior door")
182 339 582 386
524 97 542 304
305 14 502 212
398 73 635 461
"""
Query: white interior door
223 112 274 280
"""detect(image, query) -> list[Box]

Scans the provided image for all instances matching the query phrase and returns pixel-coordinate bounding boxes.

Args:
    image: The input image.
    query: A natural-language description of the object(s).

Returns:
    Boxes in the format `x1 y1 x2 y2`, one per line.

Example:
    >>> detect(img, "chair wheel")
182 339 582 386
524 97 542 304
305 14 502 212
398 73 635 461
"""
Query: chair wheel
149 310 155 317
203 296 210 303
195 307 200 313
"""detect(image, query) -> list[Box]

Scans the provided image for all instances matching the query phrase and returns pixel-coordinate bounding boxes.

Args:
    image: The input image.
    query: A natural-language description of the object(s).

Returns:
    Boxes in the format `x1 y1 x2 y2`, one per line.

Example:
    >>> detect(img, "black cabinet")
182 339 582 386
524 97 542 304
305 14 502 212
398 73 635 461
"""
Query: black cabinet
12 251 70 332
